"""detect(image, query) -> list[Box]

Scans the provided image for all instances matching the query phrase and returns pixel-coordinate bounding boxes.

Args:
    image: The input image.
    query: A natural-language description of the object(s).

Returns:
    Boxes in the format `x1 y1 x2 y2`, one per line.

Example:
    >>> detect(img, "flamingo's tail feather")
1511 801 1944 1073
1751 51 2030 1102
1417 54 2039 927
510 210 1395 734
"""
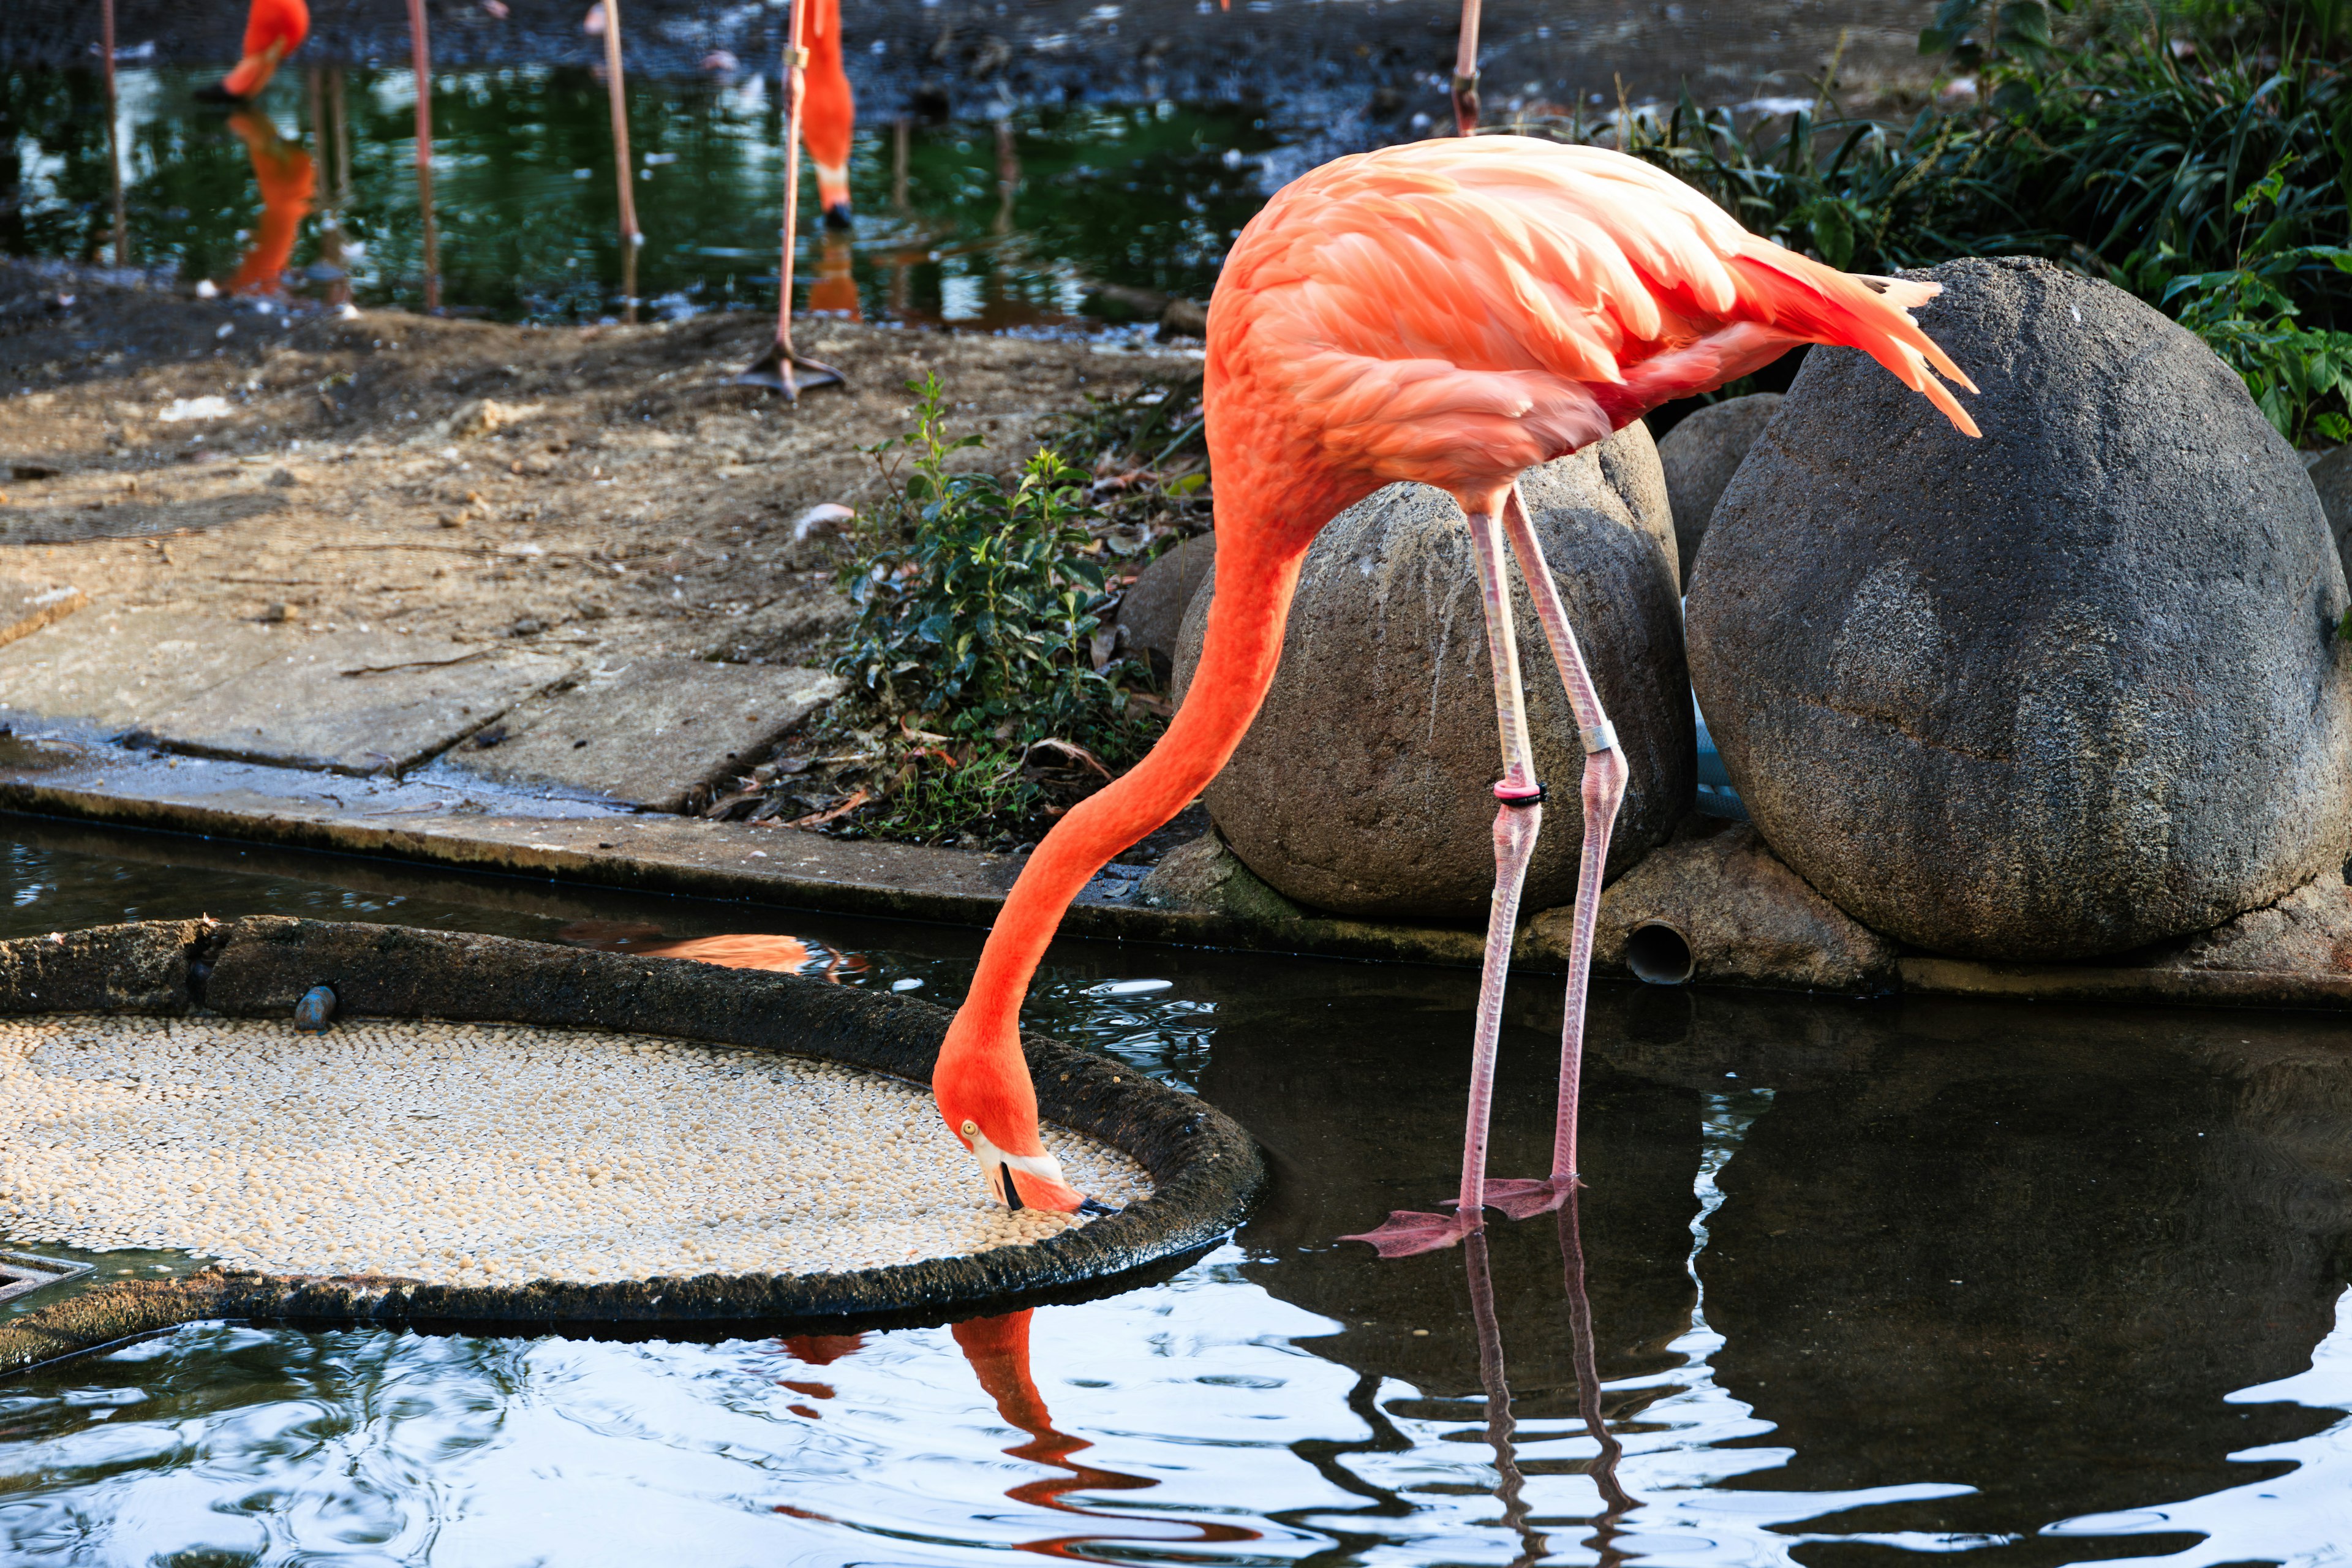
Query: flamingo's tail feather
1732 247 1980 437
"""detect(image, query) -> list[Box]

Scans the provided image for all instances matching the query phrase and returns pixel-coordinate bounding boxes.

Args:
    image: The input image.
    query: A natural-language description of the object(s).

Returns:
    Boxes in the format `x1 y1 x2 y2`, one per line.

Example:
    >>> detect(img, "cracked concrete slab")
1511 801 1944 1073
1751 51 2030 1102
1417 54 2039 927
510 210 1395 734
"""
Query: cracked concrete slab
445 657 844 810
152 632 575 773
0 607 288 729
0 608 573 773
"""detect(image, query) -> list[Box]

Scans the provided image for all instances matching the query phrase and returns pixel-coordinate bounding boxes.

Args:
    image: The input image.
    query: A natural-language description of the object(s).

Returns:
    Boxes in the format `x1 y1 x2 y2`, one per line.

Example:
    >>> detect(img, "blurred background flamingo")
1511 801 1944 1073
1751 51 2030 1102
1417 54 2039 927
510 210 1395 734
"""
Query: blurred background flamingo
199 0 309 103
804 0 856 228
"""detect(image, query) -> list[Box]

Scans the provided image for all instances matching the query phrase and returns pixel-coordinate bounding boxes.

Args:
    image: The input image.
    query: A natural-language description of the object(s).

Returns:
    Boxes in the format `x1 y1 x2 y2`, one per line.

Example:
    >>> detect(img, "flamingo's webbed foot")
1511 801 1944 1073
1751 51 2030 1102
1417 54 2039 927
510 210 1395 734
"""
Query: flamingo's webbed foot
1341 1208 1483 1259
1480 1174 1580 1221
733 339 846 401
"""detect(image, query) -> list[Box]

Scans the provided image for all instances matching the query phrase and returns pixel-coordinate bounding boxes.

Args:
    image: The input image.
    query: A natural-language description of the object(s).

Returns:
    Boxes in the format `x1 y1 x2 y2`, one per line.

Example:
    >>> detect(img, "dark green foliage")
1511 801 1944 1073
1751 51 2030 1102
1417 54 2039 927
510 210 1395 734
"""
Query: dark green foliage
1578 1 2352 443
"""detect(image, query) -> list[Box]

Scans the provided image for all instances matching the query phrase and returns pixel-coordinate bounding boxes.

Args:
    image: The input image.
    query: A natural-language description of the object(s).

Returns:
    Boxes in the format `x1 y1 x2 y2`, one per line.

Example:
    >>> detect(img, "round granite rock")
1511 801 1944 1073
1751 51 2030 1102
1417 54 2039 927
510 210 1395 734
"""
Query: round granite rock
1175 423 1692 920
1688 257 2352 961
1658 391 1781 586
0 918 1265 1367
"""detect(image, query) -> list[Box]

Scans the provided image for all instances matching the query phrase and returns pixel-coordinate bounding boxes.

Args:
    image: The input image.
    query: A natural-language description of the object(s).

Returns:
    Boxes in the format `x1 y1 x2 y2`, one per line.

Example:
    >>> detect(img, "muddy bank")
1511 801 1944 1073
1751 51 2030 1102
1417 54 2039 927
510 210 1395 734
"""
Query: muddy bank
0 258 1170 658
4 0 1939 121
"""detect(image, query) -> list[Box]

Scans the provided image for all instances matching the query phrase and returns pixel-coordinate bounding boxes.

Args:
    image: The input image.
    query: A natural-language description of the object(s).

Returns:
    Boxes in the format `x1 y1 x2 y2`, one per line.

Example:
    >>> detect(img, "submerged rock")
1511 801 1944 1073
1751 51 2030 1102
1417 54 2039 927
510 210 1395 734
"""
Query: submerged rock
1175 423 1689 920
1657 391 1779 586
1689 257 2352 962
1525 819 1898 994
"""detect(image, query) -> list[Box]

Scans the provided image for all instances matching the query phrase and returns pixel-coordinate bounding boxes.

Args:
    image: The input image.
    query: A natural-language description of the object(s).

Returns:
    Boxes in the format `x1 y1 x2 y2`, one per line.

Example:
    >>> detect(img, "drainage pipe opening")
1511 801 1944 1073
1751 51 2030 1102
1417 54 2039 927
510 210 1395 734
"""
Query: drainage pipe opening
1625 921 1695 986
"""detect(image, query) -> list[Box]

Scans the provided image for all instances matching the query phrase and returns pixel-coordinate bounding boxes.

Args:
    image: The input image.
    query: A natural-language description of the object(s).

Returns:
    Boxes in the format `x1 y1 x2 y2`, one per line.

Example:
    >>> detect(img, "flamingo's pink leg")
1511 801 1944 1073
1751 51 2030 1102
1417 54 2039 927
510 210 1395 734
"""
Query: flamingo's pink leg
1342 507 1542 1259
1482 481 1629 1220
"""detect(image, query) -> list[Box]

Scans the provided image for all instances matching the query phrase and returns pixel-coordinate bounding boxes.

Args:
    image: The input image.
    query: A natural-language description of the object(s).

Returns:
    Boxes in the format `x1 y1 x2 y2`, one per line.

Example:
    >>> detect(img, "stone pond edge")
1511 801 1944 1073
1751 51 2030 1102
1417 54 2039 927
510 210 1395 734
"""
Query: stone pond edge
0 917 1269 1371
4 762 2351 1016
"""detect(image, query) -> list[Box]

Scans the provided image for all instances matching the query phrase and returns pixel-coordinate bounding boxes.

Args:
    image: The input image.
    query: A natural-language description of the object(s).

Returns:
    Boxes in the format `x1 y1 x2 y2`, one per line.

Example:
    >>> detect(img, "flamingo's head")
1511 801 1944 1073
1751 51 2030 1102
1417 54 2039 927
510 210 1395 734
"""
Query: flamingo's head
944 1106 1093 1214
934 1015 1119 1216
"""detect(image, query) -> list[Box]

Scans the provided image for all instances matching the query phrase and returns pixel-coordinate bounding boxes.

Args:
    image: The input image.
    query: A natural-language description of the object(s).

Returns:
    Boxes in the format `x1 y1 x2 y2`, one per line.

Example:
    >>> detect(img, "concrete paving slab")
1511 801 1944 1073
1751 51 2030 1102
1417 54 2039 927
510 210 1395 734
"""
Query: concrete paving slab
151 631 575 774
0 607 287 731
0 581 86 651
447 657 844 810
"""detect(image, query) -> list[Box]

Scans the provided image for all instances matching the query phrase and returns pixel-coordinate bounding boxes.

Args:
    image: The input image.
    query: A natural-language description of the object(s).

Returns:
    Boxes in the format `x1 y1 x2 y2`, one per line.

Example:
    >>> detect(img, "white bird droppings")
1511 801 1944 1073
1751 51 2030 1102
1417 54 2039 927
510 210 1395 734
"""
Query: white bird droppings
0 1016 1150 1287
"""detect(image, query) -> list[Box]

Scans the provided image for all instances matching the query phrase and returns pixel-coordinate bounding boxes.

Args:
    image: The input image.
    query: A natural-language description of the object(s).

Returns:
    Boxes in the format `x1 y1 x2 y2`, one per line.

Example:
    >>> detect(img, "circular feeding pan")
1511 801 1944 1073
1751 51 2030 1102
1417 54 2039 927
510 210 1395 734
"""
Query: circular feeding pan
0 918 1264 1370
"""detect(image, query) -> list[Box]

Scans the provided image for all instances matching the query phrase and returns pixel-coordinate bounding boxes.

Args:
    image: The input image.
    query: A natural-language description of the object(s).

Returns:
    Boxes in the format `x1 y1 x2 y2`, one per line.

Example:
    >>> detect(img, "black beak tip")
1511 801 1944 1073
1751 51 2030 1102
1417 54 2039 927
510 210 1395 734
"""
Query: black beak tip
823 203 855 230
1076 1197 1121 1218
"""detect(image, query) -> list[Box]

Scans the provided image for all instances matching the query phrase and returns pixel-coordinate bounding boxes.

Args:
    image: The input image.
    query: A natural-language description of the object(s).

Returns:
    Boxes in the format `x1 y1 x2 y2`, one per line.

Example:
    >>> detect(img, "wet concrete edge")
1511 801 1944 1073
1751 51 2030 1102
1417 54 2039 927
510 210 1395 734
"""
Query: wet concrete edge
0 917 1269 1371
9 760 2352 1013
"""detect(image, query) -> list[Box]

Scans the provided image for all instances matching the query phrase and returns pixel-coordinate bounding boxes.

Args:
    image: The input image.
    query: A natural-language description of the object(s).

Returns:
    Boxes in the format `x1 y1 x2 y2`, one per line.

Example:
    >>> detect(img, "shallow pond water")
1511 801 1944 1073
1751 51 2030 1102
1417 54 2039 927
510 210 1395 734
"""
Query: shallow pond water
2 817 2350 1566
1 64 1278 327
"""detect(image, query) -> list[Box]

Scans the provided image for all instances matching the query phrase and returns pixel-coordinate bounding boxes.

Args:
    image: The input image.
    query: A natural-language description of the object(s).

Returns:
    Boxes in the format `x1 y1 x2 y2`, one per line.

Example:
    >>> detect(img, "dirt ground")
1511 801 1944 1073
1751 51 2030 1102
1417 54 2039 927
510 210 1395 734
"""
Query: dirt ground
0 260 1177 674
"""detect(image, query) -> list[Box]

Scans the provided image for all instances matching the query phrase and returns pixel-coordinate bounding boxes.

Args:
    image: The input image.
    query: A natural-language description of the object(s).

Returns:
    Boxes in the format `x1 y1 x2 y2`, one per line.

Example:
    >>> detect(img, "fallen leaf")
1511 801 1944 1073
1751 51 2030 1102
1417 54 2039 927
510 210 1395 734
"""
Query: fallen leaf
782 787 870 829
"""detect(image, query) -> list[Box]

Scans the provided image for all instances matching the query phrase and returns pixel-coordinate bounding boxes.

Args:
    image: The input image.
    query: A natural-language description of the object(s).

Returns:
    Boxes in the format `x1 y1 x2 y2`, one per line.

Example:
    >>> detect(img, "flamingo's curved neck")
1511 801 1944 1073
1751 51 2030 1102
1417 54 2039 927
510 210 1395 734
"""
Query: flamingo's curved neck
941 519 1308 1077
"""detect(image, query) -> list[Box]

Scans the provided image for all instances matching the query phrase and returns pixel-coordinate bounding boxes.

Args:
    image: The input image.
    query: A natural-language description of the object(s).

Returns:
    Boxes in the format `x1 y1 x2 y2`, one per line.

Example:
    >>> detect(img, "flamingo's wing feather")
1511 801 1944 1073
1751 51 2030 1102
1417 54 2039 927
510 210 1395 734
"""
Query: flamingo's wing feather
1213 136 1978 492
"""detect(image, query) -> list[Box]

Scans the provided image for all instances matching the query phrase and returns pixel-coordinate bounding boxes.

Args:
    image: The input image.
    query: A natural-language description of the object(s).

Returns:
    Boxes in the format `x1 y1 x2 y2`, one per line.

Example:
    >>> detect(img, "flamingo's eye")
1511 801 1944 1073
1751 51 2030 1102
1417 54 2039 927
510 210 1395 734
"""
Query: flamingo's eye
960 1119 981 1140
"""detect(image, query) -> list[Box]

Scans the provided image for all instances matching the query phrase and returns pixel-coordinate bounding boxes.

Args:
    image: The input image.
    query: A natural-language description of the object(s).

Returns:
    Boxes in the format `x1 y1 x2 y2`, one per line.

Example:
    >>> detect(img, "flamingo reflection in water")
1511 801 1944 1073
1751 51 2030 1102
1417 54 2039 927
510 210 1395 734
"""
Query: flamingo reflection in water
1457 1192 1636 1568
220 110 314 299
554 921 867 980
766 1310 1259 1558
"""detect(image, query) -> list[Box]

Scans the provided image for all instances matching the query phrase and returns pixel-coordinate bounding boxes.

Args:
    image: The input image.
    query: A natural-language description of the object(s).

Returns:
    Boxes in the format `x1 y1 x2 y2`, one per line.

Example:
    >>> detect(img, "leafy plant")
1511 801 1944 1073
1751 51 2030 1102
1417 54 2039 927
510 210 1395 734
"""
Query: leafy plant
831 374 1159 843
1555 5 2352 442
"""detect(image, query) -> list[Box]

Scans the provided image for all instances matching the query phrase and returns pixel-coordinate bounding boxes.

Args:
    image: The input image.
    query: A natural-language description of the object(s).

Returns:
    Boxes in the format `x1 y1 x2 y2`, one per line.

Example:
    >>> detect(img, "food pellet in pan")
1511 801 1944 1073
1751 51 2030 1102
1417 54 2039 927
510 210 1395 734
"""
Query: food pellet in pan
0 1017 1151 1286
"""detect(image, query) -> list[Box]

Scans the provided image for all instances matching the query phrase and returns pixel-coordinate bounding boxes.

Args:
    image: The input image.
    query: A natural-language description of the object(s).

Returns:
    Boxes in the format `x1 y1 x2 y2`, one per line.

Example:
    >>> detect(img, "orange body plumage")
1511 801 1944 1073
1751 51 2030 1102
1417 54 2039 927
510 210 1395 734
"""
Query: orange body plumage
220 0 310 100
933 137 1977 1220
803 0 856 226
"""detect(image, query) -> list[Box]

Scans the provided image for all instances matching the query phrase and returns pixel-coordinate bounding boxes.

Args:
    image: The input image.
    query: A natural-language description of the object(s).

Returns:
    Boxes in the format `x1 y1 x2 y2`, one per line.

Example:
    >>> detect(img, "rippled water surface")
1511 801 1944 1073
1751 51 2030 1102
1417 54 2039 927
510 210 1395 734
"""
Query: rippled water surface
4 820 2352 1566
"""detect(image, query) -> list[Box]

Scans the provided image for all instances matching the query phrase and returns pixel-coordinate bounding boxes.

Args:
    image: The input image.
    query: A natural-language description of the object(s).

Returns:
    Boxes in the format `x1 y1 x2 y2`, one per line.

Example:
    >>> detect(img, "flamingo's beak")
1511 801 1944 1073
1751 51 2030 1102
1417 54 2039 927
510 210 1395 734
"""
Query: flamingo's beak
957 1120 1107 1215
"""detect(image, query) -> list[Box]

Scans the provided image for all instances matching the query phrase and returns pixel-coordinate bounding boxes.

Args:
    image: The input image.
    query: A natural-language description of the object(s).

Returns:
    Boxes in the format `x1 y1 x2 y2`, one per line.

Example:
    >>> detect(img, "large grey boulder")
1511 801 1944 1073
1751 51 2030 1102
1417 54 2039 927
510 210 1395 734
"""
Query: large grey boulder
1175 422 1691 919
1688 256 2352 962
1657 392 1781 585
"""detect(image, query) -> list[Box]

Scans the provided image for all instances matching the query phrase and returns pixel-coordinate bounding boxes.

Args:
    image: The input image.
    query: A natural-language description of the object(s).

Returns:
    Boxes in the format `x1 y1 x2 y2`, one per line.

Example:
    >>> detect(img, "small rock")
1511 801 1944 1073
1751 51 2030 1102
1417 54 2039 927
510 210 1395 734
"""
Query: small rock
1133 832 1303 925
1175 421 1688 920
1523 819 1898 994
440 398 545 440
508 618 545 638
1689 257 2352 961
292 986 336 1034
266 467 300 489
1118 533 1214 684
259 602 296 624
2307 445 2352 588
1157 298 1210 341
1657 392 1779 586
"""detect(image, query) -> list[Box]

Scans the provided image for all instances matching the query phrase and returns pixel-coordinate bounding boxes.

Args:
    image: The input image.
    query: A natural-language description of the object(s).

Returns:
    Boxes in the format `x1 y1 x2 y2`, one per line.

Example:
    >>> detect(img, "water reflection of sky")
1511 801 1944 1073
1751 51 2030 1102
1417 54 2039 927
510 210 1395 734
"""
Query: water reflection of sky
3 828 2351 1565
1 64 1278 327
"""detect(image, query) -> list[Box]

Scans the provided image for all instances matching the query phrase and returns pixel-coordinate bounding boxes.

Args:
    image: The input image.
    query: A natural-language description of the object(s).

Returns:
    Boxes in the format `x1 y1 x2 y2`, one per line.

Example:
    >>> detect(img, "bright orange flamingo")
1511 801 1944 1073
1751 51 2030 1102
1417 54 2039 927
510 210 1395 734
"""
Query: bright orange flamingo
804 0 856 228
201 0 309 103
221 110 314 296
932 136 1977 1248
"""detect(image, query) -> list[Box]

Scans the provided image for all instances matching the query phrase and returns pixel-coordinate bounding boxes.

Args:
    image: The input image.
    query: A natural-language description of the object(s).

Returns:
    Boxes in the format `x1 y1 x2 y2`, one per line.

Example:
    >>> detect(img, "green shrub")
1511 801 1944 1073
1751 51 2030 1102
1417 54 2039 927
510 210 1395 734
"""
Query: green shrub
831 374 1157 842
1553 2 2352 442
